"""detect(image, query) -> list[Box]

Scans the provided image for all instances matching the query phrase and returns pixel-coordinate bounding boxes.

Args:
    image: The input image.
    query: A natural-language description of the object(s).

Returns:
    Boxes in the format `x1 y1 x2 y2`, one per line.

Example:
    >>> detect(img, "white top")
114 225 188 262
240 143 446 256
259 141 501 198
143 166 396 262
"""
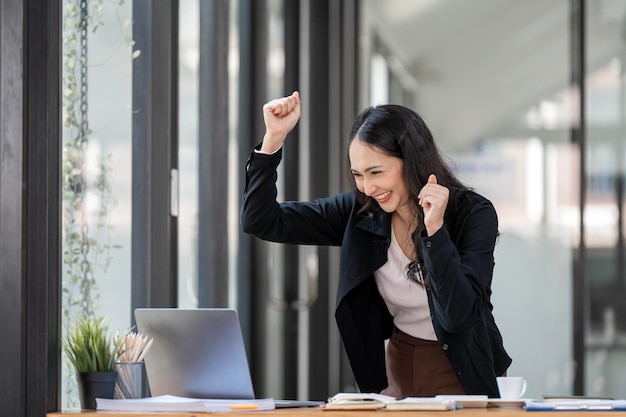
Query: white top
374 229 437 341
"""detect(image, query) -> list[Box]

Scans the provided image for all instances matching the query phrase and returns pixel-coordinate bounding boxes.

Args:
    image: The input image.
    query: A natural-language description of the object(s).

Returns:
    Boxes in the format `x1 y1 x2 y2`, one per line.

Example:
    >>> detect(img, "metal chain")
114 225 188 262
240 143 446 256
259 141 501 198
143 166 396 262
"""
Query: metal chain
78 0 93 318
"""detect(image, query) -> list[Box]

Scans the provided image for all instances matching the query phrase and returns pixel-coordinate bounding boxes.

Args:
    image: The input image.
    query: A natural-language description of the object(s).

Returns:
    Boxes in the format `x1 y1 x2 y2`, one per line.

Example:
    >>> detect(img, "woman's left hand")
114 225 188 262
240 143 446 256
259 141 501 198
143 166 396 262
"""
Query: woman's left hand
418 174 449 236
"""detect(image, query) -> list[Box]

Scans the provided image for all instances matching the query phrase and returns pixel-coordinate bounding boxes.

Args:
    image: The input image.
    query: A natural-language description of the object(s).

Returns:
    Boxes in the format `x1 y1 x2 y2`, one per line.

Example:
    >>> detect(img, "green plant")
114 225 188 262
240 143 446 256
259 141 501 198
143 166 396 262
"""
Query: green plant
63 315 123 373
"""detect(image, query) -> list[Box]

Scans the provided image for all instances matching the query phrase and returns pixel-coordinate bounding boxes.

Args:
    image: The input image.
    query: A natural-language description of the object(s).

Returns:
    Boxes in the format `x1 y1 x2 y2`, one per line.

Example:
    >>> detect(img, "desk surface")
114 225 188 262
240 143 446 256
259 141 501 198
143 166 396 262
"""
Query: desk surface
47 407 626 417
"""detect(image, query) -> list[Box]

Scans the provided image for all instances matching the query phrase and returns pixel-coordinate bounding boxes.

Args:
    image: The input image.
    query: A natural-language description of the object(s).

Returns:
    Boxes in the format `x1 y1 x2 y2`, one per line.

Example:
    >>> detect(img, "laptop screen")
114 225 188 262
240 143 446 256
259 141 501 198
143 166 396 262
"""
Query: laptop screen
134 308 255 399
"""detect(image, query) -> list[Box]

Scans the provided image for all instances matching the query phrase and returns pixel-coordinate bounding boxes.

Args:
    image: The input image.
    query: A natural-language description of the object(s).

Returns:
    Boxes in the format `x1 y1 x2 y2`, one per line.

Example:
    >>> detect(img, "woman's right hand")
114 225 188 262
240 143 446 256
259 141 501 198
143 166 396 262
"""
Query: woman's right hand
261 91 301 154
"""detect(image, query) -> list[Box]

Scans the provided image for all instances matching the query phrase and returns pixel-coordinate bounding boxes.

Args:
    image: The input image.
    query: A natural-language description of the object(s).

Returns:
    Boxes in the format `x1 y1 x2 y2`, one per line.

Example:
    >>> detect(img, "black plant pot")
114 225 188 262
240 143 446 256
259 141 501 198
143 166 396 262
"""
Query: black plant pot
76 371 118 410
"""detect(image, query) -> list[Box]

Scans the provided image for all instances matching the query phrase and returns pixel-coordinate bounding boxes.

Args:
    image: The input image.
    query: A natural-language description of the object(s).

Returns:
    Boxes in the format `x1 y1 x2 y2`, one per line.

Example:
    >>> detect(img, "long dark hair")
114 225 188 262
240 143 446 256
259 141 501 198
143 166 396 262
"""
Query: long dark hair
347 104 467 285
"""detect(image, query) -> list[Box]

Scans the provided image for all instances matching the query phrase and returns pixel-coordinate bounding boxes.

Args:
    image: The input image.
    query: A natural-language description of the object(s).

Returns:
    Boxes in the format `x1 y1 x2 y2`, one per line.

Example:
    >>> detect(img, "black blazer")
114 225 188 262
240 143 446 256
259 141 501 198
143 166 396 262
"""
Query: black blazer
241 147 512 397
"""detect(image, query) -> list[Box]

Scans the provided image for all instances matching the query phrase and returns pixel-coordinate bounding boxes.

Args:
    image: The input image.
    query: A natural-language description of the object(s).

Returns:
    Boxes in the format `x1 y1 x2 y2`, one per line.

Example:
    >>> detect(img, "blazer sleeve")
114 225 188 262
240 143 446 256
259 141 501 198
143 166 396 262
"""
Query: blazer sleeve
421 191 498 334
240 147 352 246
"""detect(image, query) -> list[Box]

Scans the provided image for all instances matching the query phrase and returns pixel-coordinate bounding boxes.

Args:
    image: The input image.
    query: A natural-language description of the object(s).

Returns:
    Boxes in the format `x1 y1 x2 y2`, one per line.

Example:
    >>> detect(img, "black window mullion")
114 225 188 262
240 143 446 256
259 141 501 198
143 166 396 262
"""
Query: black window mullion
281 0 300 400
1 2 27 415
1 0 62 414
237 0 269 396
197 0 230 308
306 0 331 402
570 0 586 395
132 0 179 313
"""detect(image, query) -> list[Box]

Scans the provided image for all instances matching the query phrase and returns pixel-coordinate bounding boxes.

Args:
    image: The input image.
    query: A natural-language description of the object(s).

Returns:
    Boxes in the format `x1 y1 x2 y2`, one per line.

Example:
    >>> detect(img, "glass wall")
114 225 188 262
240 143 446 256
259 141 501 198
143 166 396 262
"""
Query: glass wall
257 0 290 397
61 0 133 409
584 0 626 398
178 0 200 308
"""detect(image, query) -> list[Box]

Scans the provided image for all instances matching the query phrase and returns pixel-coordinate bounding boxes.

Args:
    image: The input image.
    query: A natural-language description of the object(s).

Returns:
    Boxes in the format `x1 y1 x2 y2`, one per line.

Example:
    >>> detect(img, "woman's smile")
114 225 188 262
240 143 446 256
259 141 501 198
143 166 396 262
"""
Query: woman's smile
373 191 392 203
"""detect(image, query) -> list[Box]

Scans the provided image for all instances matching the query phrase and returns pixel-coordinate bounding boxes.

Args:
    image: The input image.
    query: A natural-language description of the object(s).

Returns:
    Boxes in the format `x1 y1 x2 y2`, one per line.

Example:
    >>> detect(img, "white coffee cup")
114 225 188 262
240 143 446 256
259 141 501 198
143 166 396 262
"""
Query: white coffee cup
496 376 527 400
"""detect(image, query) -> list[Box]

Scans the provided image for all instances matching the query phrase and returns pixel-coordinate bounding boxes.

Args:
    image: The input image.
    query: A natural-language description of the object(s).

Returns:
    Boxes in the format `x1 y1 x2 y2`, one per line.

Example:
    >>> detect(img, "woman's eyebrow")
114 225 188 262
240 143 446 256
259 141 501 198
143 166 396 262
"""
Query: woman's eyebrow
351 164 383 175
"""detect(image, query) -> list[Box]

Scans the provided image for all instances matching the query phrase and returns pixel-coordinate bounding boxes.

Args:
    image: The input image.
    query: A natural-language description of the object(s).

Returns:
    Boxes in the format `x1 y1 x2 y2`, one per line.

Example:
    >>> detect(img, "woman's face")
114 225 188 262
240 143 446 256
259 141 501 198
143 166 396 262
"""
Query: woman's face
349 137 412 216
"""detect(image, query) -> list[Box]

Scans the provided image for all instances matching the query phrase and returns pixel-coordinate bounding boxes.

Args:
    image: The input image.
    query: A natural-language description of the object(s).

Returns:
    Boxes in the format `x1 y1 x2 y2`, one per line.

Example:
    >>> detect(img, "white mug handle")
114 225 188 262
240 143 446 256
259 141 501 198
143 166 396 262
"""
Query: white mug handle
520 379 528 398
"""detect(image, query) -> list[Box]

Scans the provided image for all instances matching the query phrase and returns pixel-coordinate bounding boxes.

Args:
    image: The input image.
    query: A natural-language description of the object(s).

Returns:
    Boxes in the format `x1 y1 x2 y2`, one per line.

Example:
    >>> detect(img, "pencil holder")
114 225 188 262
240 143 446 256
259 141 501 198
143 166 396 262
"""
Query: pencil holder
114 361 144 399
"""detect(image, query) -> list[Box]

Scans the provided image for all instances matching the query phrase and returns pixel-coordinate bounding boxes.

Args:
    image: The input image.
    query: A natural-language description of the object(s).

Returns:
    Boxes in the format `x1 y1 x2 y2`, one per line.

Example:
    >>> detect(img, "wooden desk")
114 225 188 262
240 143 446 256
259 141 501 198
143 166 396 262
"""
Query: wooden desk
47 407 626 417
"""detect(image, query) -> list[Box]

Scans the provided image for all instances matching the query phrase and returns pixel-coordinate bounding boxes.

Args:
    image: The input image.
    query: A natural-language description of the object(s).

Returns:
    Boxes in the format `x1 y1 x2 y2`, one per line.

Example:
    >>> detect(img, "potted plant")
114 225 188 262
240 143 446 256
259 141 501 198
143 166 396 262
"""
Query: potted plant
62 314 123 409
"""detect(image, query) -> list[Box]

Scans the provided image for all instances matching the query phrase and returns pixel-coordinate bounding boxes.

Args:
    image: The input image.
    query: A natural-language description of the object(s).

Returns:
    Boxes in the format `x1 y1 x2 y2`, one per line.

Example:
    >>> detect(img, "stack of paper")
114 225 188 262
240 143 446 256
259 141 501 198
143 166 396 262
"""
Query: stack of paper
96 395 275 412
321 393 394 410
321 393 458 411
435 395 489 408
525 399 626 411
385 397 458 411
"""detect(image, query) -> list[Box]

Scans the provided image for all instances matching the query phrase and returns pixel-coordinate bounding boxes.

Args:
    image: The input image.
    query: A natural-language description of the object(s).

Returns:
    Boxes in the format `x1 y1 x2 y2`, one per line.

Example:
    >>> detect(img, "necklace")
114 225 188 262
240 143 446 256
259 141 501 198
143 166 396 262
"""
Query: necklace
392 214 418 260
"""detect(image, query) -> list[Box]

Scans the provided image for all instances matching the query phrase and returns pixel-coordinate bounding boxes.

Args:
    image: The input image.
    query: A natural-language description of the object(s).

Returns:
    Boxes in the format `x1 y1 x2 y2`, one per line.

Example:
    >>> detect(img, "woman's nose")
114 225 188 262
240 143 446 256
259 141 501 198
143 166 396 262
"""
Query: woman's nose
363 178 376 196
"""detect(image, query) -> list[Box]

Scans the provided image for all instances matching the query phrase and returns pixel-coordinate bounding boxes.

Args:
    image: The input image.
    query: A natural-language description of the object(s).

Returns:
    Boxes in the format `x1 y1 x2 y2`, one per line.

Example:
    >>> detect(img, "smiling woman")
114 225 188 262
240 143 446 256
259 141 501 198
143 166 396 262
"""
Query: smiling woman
241 92 511 399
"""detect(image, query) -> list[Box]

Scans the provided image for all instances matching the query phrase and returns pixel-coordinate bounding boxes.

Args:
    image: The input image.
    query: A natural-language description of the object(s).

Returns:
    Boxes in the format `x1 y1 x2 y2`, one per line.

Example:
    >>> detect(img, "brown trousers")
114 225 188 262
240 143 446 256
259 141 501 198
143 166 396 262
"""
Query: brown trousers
384 327 464 398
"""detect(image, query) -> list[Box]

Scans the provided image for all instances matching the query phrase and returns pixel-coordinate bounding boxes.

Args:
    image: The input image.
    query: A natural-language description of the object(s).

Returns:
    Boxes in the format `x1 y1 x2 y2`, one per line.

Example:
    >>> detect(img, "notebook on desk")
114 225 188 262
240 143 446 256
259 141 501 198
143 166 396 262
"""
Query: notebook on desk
134 308 322 408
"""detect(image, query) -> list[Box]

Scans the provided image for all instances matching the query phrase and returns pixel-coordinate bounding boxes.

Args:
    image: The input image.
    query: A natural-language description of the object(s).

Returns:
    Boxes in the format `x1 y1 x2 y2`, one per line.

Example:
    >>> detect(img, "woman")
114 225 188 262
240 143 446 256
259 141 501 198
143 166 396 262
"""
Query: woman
241 91 511 398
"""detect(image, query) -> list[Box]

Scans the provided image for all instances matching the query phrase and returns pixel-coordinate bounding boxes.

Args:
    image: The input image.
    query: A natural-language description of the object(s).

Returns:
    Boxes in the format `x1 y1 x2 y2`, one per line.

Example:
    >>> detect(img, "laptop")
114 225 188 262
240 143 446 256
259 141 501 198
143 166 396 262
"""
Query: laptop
134 308 323 407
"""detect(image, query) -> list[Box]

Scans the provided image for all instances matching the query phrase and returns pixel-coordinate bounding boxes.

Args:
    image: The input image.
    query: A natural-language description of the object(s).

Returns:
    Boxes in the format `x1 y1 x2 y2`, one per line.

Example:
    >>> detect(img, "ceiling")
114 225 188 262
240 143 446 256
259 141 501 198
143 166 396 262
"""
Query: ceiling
362 0 626 152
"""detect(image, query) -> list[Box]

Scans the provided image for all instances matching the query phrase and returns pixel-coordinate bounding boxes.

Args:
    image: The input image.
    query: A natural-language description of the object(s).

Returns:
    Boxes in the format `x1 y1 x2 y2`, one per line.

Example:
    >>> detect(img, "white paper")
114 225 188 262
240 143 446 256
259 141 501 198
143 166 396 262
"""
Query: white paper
96 395 276 412
525 399 626 411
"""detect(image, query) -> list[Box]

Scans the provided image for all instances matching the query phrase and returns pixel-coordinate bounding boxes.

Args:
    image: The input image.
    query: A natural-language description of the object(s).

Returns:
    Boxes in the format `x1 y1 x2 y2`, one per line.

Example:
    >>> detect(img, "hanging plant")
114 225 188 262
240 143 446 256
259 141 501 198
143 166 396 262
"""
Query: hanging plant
61 0 136 409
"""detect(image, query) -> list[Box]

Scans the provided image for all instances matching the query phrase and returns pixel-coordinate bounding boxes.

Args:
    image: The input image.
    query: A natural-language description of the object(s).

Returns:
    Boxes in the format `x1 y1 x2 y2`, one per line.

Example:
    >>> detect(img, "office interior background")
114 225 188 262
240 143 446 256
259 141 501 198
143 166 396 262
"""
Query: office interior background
2 0 626 414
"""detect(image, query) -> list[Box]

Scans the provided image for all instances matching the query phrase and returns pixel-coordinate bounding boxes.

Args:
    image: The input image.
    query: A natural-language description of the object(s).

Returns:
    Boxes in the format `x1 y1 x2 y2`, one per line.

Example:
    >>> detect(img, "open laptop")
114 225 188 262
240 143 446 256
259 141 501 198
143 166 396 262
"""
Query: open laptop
134 308 323 408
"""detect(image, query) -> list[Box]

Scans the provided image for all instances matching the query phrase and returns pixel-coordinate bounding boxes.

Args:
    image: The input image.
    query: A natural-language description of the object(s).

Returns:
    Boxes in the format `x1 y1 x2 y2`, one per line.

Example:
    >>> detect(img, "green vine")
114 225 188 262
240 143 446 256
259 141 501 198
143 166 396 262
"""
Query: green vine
61 0 134 409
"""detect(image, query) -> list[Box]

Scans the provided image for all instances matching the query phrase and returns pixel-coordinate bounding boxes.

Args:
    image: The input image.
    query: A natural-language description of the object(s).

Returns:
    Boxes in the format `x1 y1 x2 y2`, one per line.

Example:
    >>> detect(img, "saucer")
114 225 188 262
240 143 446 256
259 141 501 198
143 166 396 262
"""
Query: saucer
488 398 526 408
